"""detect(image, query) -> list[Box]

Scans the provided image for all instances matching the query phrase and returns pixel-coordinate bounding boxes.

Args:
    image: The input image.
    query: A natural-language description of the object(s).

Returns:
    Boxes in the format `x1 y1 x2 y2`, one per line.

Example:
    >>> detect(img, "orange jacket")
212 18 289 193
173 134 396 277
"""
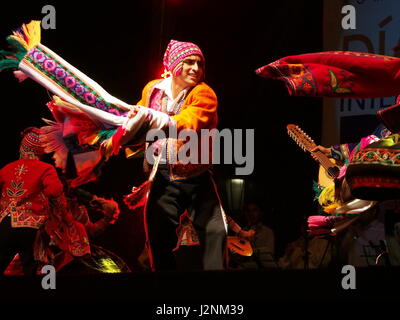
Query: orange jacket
137 79 218 132
126 79 219 180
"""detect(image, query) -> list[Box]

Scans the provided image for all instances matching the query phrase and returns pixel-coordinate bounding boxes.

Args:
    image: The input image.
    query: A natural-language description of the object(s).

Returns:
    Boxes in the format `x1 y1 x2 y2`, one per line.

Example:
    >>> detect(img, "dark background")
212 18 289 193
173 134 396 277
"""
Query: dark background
0 0 324 268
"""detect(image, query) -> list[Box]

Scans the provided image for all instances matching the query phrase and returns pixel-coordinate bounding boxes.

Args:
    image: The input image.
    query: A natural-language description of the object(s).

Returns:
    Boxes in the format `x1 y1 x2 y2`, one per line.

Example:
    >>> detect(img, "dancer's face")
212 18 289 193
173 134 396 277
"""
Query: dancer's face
176 55 204 87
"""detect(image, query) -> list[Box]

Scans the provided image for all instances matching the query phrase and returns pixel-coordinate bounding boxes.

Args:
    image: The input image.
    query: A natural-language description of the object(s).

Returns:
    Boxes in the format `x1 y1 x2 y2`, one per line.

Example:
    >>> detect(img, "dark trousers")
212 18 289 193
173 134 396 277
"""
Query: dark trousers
0 216 38 275
146 167 226 271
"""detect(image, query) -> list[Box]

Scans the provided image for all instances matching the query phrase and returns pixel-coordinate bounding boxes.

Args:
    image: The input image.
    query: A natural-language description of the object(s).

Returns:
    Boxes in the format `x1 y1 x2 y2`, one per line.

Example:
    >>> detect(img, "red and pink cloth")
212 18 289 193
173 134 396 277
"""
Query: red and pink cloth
256 51 400 99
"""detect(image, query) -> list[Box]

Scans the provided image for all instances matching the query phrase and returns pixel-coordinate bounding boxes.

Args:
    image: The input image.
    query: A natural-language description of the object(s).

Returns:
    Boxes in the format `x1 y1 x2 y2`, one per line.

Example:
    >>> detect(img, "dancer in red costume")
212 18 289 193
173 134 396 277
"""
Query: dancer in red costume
0 128 76 275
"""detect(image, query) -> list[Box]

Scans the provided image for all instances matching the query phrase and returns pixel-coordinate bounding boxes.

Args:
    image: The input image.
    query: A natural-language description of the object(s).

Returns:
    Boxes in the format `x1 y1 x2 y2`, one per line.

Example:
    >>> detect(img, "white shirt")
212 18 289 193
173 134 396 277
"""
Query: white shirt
154 77 188 114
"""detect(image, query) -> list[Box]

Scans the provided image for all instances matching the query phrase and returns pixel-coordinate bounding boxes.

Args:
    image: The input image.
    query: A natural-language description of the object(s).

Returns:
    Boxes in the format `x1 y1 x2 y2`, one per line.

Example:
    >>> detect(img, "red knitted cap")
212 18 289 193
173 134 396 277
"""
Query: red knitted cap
19 127 44 157
163 40 204 76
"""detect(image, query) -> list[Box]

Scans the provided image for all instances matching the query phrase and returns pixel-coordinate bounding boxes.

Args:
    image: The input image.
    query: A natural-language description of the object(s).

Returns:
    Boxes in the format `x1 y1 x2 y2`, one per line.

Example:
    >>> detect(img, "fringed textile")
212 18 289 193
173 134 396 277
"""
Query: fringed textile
0 21 131 116
256 51 400 98
0 21 40 71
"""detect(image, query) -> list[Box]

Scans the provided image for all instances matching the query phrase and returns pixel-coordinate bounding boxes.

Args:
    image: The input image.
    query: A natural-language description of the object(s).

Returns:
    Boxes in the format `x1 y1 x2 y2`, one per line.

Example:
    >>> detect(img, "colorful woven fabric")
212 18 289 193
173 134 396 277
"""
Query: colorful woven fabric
0 21 131 119
114 79 217 181
0 21 133 187
163 40 204 76
347 134 400 200
24 46 124 116
256 51 400 98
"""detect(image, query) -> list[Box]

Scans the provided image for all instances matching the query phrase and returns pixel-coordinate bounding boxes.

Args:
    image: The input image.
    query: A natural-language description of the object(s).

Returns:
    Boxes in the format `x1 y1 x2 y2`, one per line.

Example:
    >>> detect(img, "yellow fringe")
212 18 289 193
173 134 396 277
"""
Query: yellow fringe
125 146 144 158
323 203 342 214
52 96 80 111
318 184 341 214
9 20 41 50
318 183 335 207
83 134 100 145
318 183 344 214
102 139 114 161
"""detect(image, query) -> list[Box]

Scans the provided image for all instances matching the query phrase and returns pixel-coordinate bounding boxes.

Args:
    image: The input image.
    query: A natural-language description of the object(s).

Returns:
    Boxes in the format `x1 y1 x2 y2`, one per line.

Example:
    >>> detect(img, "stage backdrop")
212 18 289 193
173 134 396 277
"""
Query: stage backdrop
323 0 400 145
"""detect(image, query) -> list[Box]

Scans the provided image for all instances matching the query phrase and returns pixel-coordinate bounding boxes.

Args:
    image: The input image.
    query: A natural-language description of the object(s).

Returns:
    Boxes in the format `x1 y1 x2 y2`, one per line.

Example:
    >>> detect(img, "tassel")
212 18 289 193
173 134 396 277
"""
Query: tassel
40 120 69 171
318 183 335 205
83 133 100 145
312 180 325 201
0 21 41 71
0 39 28 69
9 20 41 50
99 137 114 161
307 215 345 229
52 95 81 112
0 48 17 58
173 211 200 251
13 70 29 82
123 180 152 210
80 128 116 146
0 45 26 69
307 215 353 238
5 37 29 59
307 215 330 229
0 58 20 70
96 128 117 142
317 182 348 215
323 202 342 214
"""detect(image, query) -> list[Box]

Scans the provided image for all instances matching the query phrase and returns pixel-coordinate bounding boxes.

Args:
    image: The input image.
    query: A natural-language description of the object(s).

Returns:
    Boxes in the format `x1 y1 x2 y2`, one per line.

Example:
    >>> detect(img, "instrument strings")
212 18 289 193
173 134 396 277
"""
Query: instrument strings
288 126 339 178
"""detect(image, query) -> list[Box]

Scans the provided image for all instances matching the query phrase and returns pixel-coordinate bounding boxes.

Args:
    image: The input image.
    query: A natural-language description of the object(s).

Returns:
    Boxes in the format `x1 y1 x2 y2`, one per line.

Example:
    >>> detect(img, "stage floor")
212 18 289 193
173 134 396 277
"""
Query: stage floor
1 266 399 301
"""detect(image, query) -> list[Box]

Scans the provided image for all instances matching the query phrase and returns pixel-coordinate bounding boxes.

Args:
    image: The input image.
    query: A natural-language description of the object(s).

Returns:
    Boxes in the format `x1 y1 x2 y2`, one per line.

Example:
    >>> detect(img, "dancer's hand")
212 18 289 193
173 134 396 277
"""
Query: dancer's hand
127 105 141 118
238 229 255 241
310 145 331 161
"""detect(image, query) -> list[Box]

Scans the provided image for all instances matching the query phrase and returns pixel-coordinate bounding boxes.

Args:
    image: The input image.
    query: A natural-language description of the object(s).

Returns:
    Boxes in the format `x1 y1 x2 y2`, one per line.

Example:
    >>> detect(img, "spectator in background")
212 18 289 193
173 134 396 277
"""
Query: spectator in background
230 201 276 269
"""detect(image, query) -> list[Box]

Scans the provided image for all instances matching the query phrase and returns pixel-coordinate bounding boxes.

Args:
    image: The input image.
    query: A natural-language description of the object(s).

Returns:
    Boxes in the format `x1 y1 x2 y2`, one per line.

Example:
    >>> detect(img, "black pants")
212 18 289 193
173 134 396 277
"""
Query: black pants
146 167 226 271
0 216 38 275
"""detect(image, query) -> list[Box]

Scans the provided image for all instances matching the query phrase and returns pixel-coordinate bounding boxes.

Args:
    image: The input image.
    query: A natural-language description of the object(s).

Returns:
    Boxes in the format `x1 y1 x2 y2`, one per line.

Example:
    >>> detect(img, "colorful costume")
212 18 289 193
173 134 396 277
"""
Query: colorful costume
0 23 228 271
129 78 226 270
256 51 400 234
119 78 217 179
330 124 391 164
116 40 226 271
0 128 72 274
41 190 126 273
4 190 128 275
0 21 132 187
